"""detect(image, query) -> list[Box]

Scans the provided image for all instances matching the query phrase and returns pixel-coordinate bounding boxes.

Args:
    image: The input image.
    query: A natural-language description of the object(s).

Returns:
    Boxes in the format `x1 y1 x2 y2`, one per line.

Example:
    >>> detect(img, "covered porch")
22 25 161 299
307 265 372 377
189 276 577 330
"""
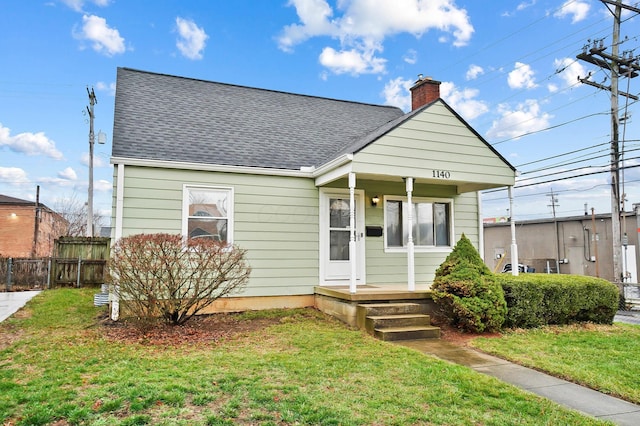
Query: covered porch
311 97 516 293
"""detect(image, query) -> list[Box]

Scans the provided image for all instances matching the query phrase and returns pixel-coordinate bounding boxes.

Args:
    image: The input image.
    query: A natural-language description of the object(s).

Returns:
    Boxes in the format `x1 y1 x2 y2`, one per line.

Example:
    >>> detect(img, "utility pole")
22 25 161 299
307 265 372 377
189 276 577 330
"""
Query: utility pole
576 0 640 283
32 185 40 257
86 87 97 238
548 189 560 273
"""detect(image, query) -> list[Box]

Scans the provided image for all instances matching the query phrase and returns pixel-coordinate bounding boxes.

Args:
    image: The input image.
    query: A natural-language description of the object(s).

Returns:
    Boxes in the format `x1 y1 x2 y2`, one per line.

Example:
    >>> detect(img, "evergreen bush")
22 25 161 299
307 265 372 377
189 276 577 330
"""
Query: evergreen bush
431 234 507 332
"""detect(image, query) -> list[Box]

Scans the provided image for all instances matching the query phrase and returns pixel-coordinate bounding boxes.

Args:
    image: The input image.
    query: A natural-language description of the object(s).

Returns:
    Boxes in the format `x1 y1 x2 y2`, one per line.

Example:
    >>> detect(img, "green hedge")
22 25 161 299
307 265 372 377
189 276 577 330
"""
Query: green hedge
495 274 619 328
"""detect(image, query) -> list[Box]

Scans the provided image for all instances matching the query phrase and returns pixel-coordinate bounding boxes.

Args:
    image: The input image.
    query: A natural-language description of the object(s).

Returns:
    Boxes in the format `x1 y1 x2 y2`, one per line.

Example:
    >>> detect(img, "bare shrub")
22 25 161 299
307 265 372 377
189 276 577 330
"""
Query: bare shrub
109 233 251 325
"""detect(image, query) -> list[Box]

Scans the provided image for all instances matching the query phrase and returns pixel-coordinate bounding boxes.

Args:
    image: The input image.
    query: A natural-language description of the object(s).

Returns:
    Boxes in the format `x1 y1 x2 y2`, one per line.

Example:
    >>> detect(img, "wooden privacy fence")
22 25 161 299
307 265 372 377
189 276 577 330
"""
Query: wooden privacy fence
1 237 110 291
51 236 110 288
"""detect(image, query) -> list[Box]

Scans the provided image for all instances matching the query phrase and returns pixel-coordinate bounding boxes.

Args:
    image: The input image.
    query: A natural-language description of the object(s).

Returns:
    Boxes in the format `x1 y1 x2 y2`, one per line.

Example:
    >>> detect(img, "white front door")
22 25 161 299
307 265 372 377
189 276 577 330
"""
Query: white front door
320 189 365 284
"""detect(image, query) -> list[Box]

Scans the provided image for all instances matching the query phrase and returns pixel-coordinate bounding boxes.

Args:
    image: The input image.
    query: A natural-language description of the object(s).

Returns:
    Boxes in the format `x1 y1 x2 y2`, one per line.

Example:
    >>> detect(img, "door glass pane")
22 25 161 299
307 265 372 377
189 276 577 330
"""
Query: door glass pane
330 198 351 228
330 230 350 260
386 200 402 247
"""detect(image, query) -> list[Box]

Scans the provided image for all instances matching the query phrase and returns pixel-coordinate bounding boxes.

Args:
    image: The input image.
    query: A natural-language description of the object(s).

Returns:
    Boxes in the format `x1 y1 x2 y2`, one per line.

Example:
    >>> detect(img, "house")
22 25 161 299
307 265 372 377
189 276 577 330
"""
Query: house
110 68 516 319
0 193 68 258
484 207 640 283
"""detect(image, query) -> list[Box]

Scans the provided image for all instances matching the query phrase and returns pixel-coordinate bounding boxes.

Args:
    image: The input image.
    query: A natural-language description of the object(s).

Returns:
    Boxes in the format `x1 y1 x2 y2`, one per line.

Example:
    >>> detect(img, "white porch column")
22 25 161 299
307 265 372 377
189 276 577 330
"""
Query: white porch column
112 163 125 321
349 172 357 294
406 177 415 291
509 186 519 276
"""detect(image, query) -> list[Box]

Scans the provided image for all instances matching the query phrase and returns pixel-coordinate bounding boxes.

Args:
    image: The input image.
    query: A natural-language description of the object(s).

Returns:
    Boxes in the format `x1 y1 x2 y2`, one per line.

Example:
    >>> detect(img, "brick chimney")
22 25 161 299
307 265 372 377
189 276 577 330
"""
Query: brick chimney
410 74 441 110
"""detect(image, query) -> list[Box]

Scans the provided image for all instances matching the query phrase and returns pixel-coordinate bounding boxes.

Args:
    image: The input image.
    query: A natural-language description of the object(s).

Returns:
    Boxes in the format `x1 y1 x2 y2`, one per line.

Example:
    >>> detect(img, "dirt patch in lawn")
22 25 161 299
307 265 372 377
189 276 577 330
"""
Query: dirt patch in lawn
0 324 25 351
98 312 284 347
431 316 503 346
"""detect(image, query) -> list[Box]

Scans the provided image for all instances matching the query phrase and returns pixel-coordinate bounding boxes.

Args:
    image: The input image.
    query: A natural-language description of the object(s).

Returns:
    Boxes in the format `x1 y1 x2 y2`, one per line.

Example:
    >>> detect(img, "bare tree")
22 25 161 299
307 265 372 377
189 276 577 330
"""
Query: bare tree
53 193 105 236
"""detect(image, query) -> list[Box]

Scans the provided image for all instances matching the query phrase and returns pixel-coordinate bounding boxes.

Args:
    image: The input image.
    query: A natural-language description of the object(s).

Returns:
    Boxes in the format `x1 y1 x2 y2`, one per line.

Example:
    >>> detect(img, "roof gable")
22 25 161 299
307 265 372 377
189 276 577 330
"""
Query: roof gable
344 99 514 172
112 68 404 170
349 100 516 191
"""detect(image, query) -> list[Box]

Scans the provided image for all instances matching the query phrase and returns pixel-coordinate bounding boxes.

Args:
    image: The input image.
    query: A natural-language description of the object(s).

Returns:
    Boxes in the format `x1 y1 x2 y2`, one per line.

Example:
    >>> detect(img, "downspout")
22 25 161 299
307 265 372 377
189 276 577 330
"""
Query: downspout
406 177 415 291
348 172 357 294
509 186 519 276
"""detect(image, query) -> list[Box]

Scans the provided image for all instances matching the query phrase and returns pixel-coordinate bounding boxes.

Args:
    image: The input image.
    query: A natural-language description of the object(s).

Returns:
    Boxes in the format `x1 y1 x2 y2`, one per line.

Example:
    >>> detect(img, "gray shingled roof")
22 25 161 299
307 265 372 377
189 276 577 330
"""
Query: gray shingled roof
112 68 405 170
0 194 34 205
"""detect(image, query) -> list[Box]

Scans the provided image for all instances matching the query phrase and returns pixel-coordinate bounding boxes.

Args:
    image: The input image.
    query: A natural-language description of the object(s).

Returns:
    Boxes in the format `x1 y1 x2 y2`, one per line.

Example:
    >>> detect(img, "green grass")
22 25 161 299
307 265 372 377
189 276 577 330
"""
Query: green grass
0 289 612 425
472 322 640 404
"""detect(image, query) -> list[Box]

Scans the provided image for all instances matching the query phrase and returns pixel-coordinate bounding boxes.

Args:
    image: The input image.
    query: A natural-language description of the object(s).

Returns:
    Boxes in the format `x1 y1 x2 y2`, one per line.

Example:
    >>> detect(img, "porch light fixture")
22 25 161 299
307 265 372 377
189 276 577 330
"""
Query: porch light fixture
371 195 380 207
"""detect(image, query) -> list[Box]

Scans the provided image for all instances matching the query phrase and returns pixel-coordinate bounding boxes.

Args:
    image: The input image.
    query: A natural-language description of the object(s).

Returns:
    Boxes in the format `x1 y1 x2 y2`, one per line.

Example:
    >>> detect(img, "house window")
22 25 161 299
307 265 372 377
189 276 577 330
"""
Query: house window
385 197 451 250
183 186 233 243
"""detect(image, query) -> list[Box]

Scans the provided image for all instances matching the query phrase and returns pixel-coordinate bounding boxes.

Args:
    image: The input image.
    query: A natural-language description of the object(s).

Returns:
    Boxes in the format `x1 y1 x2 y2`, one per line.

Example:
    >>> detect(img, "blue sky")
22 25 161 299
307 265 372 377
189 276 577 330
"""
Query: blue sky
1 0 638 225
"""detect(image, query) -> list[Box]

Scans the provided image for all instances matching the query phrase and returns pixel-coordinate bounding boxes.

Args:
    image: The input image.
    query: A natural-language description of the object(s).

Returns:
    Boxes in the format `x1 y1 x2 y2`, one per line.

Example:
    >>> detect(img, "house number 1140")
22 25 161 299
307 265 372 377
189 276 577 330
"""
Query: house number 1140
432 170 451 179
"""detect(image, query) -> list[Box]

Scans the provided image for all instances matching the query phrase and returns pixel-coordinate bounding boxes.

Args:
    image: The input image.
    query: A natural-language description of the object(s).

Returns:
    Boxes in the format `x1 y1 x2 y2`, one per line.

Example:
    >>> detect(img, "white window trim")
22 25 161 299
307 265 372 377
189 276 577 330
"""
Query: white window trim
383 195 454 253
182 184 234 244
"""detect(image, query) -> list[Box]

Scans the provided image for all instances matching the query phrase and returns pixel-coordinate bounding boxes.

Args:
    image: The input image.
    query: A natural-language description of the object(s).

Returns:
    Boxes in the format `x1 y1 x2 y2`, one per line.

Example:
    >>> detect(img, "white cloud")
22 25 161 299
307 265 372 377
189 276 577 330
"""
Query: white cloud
95 179 112 192
278 0 473 76
0 167 29 184
502 0 536 17
278 0 338 51
382 77 414 111
319 45 386 75
508 62 537 89
58 167 78 181
403 49 417 64
75 14 125 56
440 82 489 121
0 123 63 160
81 152 106 167
486 99 552 140
61 0 110 12
554 0 590 23
553 57 587 88
95 81 116 96
38 176 79 187
517 1 536 11
465 64 484 80
175 17 208 60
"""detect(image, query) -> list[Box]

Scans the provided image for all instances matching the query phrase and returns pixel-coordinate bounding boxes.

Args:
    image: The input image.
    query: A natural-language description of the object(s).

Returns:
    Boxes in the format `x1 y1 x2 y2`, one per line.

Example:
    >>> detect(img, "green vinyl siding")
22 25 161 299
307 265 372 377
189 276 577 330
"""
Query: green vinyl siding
352 101 515 190
115 165 319 297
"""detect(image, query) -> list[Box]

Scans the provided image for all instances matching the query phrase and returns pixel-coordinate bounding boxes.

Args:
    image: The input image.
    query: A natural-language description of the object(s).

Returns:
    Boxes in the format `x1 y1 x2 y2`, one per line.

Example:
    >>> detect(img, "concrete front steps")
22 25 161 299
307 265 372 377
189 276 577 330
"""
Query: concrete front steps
357 302 440 341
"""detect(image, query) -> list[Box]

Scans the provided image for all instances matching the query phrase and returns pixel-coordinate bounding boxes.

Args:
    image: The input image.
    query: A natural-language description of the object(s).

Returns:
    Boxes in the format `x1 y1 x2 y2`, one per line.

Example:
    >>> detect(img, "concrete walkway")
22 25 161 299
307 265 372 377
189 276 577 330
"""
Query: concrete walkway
615 311 640 325
397 335 640 426
0 291 41 323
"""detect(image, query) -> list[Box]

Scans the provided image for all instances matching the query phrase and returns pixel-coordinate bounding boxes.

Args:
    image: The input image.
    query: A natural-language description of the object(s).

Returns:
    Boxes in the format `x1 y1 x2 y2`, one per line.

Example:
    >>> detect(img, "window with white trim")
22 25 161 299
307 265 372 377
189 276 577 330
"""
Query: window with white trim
384 197 452 249
183 186 233 243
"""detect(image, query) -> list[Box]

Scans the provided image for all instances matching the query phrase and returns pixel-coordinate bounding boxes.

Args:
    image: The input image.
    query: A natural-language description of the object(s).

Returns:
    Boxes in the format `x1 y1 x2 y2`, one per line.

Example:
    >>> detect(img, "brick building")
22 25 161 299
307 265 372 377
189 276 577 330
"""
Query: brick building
0 194 68 258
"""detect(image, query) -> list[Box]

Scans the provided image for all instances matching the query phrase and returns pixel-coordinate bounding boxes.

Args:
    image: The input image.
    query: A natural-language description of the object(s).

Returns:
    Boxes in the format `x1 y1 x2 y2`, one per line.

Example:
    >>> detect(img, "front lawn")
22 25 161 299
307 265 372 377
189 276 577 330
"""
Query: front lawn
472 323 640 404
0 289 610 425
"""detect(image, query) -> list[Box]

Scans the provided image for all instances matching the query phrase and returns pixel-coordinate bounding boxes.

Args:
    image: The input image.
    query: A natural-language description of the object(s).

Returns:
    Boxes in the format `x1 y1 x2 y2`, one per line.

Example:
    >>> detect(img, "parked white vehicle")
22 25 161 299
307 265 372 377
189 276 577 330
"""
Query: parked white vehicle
501 263 535 273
